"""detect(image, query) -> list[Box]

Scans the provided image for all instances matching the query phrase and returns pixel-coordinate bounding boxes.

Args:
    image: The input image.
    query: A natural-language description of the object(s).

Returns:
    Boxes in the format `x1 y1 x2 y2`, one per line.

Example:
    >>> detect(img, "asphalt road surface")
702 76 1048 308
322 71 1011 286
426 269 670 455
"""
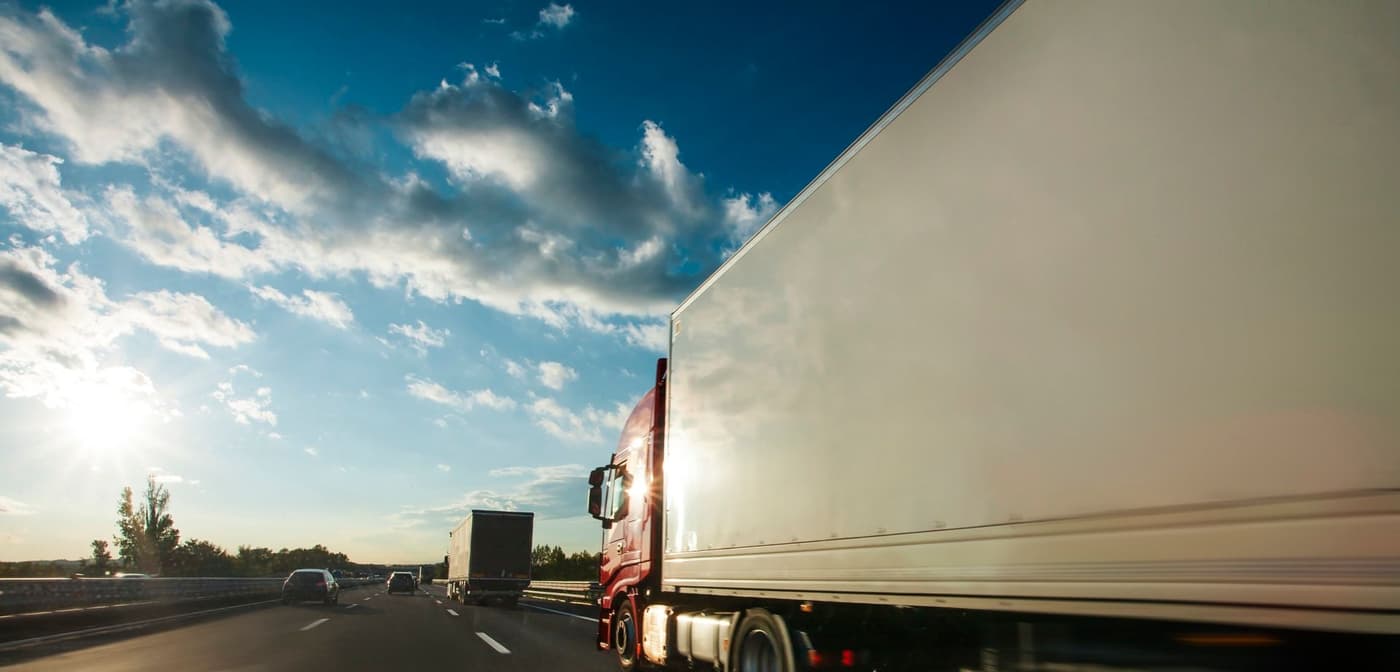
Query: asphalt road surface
2 583 616 671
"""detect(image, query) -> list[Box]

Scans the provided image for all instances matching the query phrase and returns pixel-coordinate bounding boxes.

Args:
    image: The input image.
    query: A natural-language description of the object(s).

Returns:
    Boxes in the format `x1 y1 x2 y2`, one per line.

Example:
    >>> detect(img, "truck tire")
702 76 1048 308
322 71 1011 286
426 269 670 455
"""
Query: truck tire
613 600 641 671
730 609 796 672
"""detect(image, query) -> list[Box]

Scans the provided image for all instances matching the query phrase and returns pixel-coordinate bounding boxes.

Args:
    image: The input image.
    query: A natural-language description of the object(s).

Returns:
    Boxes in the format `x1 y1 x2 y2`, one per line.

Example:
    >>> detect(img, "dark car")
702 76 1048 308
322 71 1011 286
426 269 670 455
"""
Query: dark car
282 569 339 605
386 571 415 594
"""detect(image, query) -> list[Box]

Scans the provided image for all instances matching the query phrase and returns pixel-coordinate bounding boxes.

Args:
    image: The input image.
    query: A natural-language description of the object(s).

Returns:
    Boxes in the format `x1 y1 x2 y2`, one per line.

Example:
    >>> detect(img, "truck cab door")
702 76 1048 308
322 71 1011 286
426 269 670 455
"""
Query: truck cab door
598 462 632 585
620 458 646 567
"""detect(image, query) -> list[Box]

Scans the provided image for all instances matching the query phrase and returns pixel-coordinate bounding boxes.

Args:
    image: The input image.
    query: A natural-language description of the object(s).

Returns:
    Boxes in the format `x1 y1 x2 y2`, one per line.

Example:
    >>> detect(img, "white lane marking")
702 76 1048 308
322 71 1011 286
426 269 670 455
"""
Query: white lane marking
434 600 442 605
300 618 329 632
521 602 599 623
476 631 511 654
446 609 460 617
344 603 359 610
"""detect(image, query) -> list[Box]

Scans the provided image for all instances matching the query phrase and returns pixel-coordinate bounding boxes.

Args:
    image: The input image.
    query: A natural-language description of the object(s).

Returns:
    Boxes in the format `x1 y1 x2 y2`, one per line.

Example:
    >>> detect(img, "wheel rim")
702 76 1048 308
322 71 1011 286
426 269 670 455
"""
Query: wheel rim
615 610 636 663
738 628 780 672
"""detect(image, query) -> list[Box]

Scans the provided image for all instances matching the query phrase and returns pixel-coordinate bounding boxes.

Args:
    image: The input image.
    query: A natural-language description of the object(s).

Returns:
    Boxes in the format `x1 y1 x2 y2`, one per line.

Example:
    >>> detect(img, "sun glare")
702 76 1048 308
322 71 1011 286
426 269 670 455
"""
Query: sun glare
64 378 153 457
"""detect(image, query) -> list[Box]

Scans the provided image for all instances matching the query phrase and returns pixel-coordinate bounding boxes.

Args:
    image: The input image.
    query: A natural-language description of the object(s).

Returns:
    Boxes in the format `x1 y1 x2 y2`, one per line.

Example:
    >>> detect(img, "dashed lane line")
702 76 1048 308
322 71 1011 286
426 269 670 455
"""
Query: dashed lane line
446 609 460 617
344 603 359 610
434 600 442 605
476 631 511 654
300 618 329 632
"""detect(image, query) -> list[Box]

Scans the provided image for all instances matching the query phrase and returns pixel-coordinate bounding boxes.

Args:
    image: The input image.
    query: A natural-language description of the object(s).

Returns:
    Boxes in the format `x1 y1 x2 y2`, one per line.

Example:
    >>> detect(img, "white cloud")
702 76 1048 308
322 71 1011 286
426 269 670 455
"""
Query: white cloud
389 320 448 353
538 3 575 28
432 417 447 429
456 62 482 87
0 4 346 211
0 144 88 243
722 191 778 252
405 375 516 412
392 463 586 526
436 463 451 472
510 3 574 39
102 186 276 279
528 397 630 443
623 321 668 352
267 432 282 440
0 244 250 411
117 290 256 359
358 389 370 399
249 285 354 329
503 358 526 379
148 468 186 484
483 62 501 79
0 246 108 366
304 446 318 457
640 120 704 217
536 360 577 390
0 2 772 350
482 17 507 25
212 379 276 426
0 495 35 515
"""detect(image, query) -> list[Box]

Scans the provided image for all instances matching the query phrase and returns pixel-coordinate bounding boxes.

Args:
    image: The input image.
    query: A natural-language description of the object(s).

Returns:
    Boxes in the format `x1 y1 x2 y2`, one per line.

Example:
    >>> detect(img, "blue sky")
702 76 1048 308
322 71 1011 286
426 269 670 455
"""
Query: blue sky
0 0 998 563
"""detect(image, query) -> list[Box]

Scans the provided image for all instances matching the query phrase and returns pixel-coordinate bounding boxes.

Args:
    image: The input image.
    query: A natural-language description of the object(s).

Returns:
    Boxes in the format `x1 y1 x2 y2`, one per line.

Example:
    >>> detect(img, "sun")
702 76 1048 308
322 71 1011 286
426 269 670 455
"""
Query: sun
63 376 154 458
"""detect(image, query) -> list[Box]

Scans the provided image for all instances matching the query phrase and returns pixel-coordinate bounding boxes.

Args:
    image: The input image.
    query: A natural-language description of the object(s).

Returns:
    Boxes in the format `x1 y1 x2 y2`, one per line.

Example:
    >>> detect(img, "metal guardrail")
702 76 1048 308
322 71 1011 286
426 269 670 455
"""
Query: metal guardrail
0 577 376 617
521 580 598 606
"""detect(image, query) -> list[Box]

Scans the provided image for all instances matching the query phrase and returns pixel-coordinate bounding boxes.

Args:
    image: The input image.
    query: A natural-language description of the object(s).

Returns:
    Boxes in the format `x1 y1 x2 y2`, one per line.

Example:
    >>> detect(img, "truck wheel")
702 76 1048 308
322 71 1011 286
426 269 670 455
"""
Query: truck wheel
731 609 795 672
613 601 640 671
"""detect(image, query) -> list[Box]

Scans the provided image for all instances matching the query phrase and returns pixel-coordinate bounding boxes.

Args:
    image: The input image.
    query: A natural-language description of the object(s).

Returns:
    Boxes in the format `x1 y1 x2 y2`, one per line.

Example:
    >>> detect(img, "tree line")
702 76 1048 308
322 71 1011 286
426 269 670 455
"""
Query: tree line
3 477 603 579
531 544 600 581
88 475 354 577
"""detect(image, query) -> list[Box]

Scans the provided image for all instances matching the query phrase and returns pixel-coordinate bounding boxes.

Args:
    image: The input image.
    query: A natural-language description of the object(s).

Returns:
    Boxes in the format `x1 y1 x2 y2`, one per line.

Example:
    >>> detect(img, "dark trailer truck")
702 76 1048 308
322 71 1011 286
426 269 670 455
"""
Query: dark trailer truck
446 510 534 606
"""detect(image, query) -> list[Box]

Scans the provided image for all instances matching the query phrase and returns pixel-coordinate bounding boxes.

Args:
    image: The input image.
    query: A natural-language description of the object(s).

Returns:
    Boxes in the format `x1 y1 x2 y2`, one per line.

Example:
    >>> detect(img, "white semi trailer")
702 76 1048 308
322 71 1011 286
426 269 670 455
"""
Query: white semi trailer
585 0 1400 669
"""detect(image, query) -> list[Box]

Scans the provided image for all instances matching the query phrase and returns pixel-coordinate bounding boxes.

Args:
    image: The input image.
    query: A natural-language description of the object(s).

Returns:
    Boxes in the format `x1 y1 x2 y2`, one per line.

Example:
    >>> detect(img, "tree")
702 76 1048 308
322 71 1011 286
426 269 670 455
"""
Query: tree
91 539 112 575
532 544 598 580
564 551 602 580
532 544 566 575
167 539 234 576
114 476 180 574
234 546 276 577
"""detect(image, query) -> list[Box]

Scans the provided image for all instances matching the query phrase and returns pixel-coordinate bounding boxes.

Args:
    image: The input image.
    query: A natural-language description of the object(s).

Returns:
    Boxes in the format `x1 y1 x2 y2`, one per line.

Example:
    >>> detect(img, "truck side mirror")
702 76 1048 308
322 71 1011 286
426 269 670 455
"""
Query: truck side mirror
587 483 604 519
587 466 608 521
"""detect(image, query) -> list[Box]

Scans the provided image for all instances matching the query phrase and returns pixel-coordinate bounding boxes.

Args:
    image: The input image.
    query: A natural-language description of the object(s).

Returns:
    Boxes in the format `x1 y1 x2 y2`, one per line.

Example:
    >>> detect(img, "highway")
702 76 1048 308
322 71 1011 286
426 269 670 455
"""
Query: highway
0 583 615 671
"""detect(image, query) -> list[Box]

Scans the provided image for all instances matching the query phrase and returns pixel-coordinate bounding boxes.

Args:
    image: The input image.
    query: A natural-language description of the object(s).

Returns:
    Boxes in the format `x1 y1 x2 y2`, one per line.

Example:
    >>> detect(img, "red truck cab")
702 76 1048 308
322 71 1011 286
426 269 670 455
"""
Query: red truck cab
588 359 666 666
